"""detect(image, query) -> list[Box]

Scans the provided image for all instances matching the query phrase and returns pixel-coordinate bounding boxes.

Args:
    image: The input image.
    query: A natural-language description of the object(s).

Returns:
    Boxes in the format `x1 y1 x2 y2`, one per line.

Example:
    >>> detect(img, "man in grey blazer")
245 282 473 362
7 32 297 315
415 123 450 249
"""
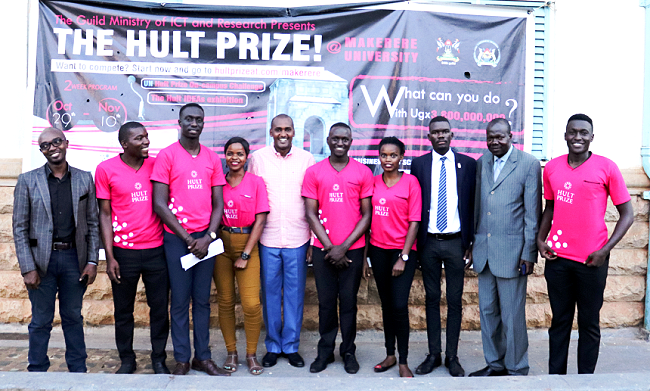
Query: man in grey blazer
13 127 100 372
469 118 541 376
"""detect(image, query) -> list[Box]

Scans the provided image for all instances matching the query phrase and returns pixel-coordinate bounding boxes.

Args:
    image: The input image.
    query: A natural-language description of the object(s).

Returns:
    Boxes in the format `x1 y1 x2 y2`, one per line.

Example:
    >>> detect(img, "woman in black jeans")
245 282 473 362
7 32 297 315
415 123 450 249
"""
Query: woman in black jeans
366 136 421 377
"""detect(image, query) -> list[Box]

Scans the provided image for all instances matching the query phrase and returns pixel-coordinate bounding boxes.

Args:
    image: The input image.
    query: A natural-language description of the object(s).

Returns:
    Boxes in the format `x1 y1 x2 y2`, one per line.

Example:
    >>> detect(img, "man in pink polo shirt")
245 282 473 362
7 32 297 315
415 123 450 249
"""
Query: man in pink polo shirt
248 114 315 368
96 122 169 375
537 114 633 375
303 123 373 374
151 103 228 377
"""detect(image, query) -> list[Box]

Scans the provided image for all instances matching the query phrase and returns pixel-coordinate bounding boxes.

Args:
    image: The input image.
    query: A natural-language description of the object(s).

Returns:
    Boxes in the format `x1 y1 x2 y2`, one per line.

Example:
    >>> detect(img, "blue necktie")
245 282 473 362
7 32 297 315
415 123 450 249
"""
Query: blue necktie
436 156 447 232
494 158 503 182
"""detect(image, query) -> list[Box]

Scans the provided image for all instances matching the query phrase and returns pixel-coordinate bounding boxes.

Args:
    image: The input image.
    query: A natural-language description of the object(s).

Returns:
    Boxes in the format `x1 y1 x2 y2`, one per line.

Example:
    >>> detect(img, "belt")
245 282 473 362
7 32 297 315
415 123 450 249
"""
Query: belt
52 241 74 251
428 232 461 241
221 226 253 234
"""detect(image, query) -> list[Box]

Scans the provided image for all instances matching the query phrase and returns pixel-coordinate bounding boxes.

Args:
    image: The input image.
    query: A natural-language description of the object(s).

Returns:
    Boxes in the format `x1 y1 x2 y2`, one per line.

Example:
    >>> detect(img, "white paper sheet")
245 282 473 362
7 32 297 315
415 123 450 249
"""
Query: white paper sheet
180 239 224 271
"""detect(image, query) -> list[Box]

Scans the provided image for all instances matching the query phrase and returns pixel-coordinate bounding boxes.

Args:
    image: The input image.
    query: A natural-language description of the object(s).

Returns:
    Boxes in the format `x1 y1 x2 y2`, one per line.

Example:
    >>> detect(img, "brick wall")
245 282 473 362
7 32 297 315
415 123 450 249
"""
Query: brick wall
0 163 647 330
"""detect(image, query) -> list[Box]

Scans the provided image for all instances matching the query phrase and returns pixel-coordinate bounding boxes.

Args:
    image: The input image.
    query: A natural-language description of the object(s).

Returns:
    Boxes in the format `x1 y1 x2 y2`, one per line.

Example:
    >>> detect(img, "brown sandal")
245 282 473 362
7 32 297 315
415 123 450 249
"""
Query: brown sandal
224 352 238 372
246 355 263 375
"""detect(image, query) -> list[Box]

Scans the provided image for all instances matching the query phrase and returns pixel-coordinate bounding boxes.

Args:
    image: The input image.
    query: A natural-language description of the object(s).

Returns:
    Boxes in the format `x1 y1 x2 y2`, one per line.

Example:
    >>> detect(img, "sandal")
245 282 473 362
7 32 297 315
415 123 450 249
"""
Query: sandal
224 352 238 372
246 355 264 375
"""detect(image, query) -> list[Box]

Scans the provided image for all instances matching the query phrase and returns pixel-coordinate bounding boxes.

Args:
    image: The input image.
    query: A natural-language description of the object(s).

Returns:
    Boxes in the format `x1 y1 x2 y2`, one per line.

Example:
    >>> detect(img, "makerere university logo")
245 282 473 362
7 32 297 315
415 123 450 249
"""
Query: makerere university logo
474 40 500 67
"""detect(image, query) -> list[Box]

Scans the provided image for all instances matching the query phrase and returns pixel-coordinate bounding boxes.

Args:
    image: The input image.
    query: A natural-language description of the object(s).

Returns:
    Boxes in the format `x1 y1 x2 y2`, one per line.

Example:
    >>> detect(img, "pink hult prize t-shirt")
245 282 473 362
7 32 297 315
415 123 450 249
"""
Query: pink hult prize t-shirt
95 156 163 249
370 173 422 250
543 154 630 263
302 158 373 250
151 142 226 234
222 172 270 228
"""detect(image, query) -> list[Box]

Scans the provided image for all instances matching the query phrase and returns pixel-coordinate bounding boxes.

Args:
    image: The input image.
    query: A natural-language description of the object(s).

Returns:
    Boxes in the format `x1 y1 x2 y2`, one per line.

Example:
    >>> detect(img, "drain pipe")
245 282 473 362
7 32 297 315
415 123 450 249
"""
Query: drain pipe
641 0 650 331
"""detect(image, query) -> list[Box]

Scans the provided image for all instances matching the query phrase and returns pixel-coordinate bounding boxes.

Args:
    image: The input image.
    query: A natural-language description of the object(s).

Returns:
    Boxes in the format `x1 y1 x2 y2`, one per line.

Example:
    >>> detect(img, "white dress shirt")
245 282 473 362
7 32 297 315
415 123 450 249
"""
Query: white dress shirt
428 149 460 234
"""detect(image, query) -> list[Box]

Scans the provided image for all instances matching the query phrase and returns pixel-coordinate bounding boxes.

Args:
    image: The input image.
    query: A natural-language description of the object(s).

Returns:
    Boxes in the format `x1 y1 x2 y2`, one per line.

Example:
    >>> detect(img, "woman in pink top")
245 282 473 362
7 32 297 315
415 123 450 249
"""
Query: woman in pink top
367 137 421 378
213 137 269 375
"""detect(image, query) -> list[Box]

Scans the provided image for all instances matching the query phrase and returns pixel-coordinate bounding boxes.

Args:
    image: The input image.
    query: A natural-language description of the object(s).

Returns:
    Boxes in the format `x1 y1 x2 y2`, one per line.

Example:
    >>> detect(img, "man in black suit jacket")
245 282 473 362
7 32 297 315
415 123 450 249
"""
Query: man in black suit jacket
411 116 476 377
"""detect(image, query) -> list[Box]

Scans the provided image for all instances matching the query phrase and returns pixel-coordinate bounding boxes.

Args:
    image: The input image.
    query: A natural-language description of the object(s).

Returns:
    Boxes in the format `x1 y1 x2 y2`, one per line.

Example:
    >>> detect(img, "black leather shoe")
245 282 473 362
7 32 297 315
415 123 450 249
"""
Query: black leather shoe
286 352 305 368
445 356 465 377
262 352 279 367
415 353 442 375
116 361 136 374
343 353 360 374
468 366 508 377
309 355 335 373
152 361 170 374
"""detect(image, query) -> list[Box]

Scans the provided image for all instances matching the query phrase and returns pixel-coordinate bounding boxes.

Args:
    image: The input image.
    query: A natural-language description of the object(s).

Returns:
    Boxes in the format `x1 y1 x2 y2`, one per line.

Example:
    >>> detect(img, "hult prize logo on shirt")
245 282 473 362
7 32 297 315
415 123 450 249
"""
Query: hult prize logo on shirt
225 199 237 219
375 197 389 216
131 182 148 202
187 170 203 189
329 183 343 203
556 181 574 204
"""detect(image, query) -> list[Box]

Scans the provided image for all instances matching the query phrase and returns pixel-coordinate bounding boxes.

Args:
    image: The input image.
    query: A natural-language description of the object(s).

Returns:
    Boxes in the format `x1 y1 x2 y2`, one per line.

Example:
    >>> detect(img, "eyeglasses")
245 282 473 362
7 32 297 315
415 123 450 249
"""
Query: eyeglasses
39 137 65 151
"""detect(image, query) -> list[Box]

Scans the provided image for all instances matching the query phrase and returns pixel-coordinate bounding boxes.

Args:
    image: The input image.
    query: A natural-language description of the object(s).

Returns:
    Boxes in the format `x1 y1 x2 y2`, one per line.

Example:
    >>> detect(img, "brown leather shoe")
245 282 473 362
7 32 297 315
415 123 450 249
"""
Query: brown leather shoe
172 362 190 375
191 358 231 376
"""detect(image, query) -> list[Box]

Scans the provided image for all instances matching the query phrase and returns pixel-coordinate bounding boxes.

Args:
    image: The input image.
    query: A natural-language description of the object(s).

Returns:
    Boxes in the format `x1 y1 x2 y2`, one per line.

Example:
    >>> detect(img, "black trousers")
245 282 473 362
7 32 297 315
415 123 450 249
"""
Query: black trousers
419 235 465 357
545 256 609 374
112 246 169 364
368 245 416 364
312 247 364 358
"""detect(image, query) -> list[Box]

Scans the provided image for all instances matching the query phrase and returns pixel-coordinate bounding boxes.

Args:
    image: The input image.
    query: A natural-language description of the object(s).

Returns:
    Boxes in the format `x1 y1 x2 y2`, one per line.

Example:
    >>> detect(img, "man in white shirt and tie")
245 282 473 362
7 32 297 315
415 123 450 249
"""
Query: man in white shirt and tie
411 116 476 377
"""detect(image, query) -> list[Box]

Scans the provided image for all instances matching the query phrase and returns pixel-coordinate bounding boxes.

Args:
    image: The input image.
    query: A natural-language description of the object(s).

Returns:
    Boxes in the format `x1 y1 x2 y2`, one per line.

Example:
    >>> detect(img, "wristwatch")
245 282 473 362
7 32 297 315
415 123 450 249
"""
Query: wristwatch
208 231 217 240
398 253 409 262
241 252 251 260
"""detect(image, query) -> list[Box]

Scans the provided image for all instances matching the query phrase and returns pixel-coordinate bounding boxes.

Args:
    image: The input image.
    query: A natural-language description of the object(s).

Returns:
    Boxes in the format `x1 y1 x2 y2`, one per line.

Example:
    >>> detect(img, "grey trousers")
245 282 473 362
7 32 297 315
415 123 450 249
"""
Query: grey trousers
477 263 529 375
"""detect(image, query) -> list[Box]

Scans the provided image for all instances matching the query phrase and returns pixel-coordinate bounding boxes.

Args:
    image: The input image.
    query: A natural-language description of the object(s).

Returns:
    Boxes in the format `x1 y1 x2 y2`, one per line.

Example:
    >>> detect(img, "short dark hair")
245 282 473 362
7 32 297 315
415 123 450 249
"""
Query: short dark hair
179 103 204 119
224 136 250 156
330 122 351 133
429 116 450 127
118 121 145 144
567 113 593 128
270 114 294 129
486 117 511 134
378 136 405 155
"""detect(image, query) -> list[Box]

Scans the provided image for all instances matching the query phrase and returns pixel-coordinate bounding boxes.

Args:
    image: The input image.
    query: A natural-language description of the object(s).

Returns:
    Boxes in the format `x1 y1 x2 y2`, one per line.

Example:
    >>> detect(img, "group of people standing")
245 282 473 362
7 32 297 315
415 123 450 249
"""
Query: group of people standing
13 103 633 379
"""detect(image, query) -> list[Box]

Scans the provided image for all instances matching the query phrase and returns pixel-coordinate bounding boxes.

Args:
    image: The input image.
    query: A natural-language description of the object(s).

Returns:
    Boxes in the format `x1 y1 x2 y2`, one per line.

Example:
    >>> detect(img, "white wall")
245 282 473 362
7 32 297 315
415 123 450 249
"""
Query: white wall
548 0 645 169
0 1 34 161
1 0 647 169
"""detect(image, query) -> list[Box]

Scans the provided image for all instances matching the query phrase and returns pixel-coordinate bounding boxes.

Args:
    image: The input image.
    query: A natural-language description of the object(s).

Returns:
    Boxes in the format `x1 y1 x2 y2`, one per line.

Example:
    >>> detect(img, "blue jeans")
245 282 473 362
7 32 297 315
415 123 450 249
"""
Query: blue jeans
259 241 308 354
27 248 87 372
164 231 215 363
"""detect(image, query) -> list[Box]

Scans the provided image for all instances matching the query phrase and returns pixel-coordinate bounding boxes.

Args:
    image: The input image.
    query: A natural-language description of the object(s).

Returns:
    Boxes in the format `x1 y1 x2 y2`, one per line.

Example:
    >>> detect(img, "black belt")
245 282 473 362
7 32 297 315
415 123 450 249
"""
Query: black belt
52 241 74 251
428 232 461 241
221 226 253 234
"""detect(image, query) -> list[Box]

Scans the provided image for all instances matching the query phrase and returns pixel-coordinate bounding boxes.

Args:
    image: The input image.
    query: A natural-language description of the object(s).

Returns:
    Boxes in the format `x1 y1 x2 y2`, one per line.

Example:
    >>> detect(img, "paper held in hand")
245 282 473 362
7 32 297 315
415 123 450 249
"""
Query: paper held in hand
180 239 224 271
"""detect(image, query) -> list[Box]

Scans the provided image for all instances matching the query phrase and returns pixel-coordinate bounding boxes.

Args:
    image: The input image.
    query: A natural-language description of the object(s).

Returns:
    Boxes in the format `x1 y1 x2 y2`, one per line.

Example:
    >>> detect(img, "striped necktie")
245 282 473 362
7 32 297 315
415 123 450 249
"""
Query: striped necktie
436 156 447 232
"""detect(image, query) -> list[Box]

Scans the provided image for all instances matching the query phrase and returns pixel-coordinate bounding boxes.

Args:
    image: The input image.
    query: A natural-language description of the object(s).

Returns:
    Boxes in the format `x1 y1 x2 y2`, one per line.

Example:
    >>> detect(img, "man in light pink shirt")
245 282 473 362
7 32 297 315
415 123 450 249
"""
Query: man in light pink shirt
248 114 315 368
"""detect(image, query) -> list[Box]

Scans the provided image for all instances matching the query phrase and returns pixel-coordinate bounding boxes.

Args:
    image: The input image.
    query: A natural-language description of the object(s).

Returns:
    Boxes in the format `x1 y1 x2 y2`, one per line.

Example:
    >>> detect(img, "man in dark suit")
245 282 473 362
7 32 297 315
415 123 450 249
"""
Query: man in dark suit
469 118 541 376
13 127 100 372
411 116 476 377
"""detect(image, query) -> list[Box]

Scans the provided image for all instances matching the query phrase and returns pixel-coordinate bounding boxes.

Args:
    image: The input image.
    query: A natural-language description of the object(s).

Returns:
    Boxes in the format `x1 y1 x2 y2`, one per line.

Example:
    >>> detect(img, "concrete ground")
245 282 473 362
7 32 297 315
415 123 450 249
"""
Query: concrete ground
0 324 648 390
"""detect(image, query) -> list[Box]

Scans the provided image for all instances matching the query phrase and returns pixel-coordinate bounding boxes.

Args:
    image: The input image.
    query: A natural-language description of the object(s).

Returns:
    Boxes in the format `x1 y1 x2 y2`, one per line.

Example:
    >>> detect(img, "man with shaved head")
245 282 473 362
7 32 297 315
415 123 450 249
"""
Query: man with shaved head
13 127 100 372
